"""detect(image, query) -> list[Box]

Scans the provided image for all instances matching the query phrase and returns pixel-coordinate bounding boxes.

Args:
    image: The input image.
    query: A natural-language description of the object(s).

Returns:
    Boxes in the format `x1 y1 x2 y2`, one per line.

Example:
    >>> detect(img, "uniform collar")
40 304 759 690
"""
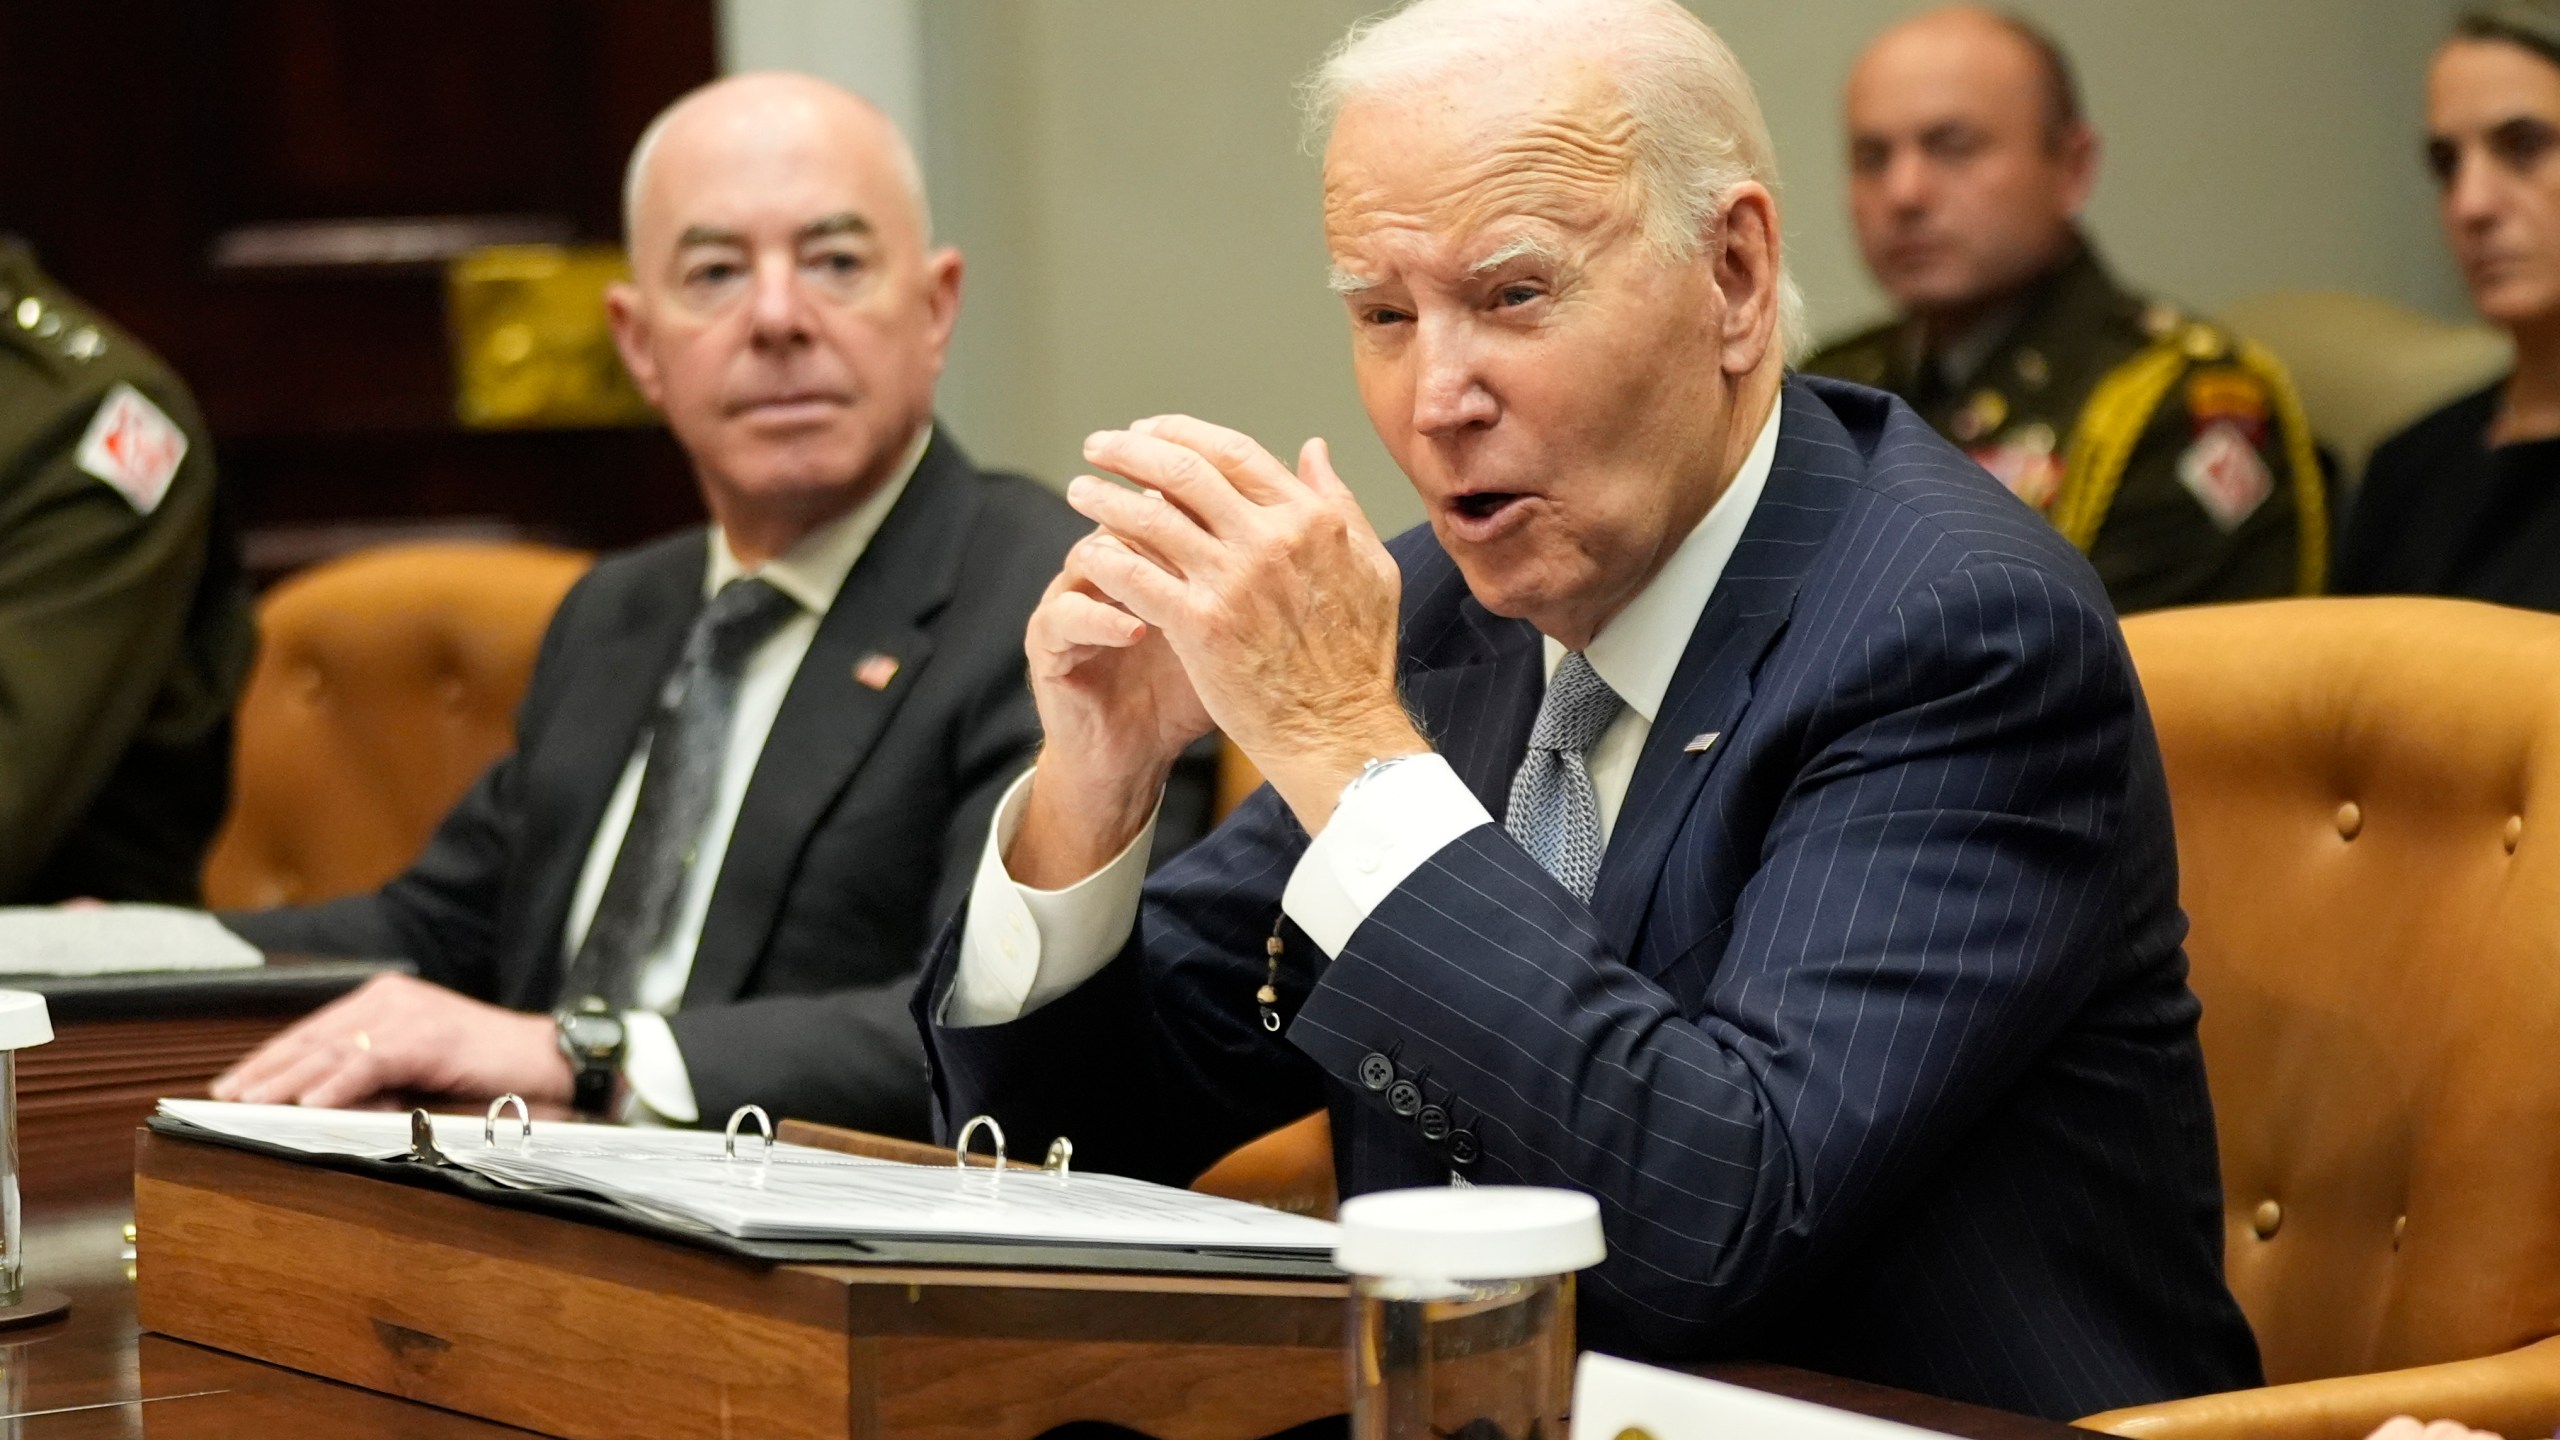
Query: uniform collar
1545 392 1784 723
703 423 932 613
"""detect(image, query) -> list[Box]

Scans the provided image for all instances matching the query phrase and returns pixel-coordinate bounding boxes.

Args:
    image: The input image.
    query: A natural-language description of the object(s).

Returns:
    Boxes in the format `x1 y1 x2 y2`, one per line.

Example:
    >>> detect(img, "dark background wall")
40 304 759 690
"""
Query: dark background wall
0 1 719 576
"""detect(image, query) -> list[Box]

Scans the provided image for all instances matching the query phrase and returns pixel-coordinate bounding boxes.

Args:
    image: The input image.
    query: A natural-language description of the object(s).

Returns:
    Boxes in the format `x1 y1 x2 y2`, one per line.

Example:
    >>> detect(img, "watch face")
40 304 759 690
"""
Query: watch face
561 1011 624 1055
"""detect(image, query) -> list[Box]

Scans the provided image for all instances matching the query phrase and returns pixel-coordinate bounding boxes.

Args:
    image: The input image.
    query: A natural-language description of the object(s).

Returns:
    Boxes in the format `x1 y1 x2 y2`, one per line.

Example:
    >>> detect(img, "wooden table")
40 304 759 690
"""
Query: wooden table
0 1176 2093 1439
6 956 396 1203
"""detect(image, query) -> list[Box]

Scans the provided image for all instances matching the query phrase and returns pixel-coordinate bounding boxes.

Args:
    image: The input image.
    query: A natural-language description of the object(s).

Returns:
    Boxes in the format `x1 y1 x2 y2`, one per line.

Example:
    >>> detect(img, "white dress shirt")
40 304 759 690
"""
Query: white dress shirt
563 429 926 1121
945 398 1784 1026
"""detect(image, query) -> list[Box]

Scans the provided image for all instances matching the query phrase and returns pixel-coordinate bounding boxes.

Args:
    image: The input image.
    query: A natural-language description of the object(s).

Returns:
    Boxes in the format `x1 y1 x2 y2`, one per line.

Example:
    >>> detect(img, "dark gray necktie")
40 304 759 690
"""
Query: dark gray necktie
558 576 800 1012
1503 651 1624 901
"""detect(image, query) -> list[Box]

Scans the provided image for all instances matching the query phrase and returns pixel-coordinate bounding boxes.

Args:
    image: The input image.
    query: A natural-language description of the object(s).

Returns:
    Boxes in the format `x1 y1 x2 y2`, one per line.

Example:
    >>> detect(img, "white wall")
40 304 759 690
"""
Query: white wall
718 0 927 165
728 0 2477 531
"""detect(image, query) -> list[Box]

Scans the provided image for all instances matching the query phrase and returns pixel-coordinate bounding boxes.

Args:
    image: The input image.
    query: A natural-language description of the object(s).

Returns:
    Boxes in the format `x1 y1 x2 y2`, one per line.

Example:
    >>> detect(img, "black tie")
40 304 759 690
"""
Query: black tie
558 576 800 1012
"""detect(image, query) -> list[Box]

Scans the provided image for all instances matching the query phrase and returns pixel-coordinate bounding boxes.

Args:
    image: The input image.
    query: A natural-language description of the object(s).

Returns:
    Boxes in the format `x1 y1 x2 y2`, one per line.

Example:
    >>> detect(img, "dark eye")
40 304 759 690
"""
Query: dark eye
1497 284 1541 308
1362 306 1412 327
2489 117 2560 176
1849 138 1890 176
2426 138 2461 188
1922 127 1986 163
688 260 742 286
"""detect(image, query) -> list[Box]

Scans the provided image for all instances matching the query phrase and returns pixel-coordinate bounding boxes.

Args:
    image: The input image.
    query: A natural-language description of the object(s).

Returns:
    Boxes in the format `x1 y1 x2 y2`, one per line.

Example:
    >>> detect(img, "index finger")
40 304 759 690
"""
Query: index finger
1133 415 1304 506
1083 428 1258 535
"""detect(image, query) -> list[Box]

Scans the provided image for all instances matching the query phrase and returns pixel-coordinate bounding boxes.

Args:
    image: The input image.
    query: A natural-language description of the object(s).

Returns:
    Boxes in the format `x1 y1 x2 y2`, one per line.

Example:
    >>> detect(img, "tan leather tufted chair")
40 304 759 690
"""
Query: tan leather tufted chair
200 542 592 911
2085 599 2560 1440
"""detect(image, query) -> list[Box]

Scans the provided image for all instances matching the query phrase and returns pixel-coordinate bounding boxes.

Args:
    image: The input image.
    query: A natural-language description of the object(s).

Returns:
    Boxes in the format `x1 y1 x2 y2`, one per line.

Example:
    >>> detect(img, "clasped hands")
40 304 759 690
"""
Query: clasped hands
1010 415 1426 886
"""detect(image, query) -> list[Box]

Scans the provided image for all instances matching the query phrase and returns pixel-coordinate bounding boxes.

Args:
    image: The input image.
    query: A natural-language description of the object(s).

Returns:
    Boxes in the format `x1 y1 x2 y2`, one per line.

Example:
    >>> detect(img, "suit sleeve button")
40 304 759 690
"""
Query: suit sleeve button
1446 1129 1480 1166
1386 1079 1422 1118
1359 1053 1395 1092
1417 1104 1450 1142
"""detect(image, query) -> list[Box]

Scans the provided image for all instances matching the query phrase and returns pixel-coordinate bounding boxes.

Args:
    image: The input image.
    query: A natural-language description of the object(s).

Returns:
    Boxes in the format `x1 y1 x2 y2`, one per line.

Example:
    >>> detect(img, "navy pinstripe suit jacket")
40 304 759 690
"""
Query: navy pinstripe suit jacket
919 377 2262 1419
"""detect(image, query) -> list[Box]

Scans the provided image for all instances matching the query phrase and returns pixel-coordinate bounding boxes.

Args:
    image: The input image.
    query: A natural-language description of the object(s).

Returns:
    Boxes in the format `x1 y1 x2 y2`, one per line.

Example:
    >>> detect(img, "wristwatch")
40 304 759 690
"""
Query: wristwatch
554 997 627 1119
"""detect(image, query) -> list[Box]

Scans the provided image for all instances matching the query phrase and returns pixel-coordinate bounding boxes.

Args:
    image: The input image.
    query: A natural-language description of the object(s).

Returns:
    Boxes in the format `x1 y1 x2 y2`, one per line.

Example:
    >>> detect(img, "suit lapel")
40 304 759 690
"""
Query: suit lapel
683 431 981 1005
1588 382 1857 961
1396 563 1543 816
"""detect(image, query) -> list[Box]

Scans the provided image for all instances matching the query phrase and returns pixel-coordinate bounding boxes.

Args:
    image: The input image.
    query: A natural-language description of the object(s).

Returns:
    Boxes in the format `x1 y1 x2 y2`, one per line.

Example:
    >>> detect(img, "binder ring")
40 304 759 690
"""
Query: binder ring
724 1104 774 1165
954 1114 1006 1171
485 1094 532 1151
1043 1136 1074 1179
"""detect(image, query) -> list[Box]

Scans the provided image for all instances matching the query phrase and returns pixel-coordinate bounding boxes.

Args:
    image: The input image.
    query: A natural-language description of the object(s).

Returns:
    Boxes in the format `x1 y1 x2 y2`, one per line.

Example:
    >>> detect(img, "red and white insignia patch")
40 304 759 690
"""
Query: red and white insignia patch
2175 422 2272 533
75 382 188 515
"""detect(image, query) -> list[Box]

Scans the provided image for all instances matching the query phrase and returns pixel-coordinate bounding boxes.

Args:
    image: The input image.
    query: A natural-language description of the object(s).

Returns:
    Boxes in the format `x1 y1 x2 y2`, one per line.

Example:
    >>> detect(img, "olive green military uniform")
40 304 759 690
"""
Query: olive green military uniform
1804 241 2325 612
0 240 255 902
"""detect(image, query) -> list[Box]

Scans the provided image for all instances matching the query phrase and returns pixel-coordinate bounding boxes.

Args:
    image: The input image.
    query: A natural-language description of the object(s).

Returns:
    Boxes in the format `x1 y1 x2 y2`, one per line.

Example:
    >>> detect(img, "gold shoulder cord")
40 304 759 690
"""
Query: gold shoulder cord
2237 337 2329 595
2048 334 2330 596
2048 342 2189 556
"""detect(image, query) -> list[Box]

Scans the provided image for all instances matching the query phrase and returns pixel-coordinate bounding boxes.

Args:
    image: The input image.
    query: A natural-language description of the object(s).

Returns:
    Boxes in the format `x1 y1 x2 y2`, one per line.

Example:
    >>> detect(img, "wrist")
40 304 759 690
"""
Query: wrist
1009 749 1170 889
1258 711 1430 836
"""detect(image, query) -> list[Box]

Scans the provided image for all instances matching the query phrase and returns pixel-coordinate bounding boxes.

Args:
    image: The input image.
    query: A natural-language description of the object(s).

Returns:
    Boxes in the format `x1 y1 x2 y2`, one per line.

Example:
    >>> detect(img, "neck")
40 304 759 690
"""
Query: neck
1544 362 1782 652
2498 318 2560 446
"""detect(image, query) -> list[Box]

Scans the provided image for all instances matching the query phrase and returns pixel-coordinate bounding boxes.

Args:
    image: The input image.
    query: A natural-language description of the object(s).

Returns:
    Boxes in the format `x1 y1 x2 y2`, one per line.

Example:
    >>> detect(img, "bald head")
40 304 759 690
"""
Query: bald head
623 72 930 255
1845 4 2097 327
1855 7 2082 151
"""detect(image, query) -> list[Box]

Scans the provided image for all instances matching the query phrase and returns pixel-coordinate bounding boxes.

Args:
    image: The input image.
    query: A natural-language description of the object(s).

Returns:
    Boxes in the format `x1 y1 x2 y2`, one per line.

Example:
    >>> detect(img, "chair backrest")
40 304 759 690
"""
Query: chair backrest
2217 292 2509 488
2123 598 2560 1386
201 542 592 911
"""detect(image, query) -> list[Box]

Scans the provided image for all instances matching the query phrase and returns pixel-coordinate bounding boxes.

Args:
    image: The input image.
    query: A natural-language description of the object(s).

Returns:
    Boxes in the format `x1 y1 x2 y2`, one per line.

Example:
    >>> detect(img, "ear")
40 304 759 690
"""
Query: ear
1713 183 1783 378
604 281 666 409
2056 121 2102 218
919 245 965 376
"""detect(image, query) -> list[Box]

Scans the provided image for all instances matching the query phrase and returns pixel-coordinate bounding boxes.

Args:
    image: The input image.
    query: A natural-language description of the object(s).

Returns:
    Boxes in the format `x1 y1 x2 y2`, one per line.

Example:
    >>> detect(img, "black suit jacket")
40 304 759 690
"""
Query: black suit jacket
229 429 1085 1136
920 379 2261 1419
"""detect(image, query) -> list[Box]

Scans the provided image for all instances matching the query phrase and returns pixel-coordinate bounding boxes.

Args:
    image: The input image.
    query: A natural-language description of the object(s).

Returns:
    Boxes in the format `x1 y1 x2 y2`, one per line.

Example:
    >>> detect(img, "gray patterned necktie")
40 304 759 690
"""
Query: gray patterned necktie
1504 651 1625 901
559 576 800 1011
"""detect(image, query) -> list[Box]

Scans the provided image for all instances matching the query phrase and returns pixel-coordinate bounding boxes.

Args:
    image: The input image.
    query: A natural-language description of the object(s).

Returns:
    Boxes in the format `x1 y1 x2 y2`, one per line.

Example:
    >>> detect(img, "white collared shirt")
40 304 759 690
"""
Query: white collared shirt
944 397 1784 1026
566 428 927 1121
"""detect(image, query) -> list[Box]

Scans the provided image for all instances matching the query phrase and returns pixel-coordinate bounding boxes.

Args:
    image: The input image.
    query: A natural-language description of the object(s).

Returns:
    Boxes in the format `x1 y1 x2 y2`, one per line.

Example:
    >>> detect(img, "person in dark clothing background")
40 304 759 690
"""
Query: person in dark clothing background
2338 2 2560 608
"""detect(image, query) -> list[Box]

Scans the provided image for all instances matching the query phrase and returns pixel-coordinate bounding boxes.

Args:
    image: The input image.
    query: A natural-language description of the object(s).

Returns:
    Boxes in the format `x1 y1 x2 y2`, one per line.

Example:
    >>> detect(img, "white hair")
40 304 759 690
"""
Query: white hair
621 73 933 249
1304 0 1807 356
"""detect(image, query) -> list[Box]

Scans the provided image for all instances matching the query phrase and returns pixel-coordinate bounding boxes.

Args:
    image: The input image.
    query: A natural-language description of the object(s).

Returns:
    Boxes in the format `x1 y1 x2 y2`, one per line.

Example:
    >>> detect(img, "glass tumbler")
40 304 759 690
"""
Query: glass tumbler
1336 1186 1605 1440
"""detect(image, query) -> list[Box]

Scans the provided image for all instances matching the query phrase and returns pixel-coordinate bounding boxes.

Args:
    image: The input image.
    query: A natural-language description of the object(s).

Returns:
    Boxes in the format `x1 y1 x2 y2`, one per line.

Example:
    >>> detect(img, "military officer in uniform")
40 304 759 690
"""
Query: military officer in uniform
0 238 255 902
1803 6 2325 612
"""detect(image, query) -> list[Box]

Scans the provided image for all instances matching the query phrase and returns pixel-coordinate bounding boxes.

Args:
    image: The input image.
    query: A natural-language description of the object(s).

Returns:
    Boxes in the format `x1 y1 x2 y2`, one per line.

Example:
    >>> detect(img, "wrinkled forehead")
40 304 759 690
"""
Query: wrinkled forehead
1320 67 1643 271
636 99 917 256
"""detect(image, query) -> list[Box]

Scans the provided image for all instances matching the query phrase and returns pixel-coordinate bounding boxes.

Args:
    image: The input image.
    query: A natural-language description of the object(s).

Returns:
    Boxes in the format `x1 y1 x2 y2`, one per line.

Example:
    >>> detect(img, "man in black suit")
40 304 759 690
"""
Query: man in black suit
918 0 2258 1419
213 73 1086 1137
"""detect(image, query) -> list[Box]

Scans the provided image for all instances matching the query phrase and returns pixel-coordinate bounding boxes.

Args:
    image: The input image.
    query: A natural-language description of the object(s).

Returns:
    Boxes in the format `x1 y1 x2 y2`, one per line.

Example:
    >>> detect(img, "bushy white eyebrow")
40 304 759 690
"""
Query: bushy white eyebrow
1469 236 1563 274
1328 264 1381 297
1327 236 1558 298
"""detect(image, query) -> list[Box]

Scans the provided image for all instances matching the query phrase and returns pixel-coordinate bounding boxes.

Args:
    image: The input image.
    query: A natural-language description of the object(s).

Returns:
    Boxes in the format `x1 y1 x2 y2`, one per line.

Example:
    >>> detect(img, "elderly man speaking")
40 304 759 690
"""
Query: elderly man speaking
920 0 2259 1417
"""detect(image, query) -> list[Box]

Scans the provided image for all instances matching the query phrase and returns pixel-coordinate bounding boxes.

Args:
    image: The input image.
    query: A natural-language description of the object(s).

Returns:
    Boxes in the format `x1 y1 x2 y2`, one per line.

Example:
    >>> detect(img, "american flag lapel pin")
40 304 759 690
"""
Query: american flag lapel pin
854 652 901 690
1684 732 1721 754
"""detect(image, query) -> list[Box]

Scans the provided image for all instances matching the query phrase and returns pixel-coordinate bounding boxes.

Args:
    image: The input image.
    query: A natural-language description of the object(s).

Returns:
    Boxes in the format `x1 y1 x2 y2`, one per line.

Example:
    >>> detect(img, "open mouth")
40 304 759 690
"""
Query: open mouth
1453 492 1523 522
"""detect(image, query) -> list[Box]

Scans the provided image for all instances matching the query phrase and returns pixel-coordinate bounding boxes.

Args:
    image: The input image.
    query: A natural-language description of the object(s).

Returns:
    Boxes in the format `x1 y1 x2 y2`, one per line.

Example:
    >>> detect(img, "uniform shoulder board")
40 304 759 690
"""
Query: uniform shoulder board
2137 302 2185 343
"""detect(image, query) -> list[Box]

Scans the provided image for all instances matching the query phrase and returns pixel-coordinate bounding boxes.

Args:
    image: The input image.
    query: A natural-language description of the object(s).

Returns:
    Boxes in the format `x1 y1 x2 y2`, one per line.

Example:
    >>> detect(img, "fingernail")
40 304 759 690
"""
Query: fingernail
1083 430 1118 454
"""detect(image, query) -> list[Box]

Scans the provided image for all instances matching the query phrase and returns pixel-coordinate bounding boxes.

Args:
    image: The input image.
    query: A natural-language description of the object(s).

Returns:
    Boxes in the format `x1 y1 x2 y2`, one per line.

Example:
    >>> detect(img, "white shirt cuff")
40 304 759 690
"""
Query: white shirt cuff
619 1010 697 1125
944 768 1159 1027
1281 753 1490 957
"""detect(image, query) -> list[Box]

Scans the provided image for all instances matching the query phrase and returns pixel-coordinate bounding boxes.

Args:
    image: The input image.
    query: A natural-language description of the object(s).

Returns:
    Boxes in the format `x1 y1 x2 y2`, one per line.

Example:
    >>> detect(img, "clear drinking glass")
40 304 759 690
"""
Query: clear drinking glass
1336 1187 1605 1440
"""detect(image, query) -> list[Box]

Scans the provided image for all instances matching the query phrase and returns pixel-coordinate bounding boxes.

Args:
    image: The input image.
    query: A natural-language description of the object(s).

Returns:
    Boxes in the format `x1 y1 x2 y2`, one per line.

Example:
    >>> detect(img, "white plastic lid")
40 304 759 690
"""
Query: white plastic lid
0 992 50 1050
1335 1186 1605 1282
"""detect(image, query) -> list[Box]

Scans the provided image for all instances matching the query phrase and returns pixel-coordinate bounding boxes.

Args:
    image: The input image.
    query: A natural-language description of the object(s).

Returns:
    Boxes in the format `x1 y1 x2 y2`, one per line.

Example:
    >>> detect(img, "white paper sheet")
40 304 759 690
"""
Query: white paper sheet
158 1099 1339 1257
0 905 262 975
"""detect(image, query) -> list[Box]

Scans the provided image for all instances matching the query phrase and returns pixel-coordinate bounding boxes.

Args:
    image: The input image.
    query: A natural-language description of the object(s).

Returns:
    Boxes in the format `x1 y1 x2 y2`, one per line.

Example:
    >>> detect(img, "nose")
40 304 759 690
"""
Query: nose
1410 315 1499 439
1880 147 1933 217
2444 147 2503 234
746 250 813 350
